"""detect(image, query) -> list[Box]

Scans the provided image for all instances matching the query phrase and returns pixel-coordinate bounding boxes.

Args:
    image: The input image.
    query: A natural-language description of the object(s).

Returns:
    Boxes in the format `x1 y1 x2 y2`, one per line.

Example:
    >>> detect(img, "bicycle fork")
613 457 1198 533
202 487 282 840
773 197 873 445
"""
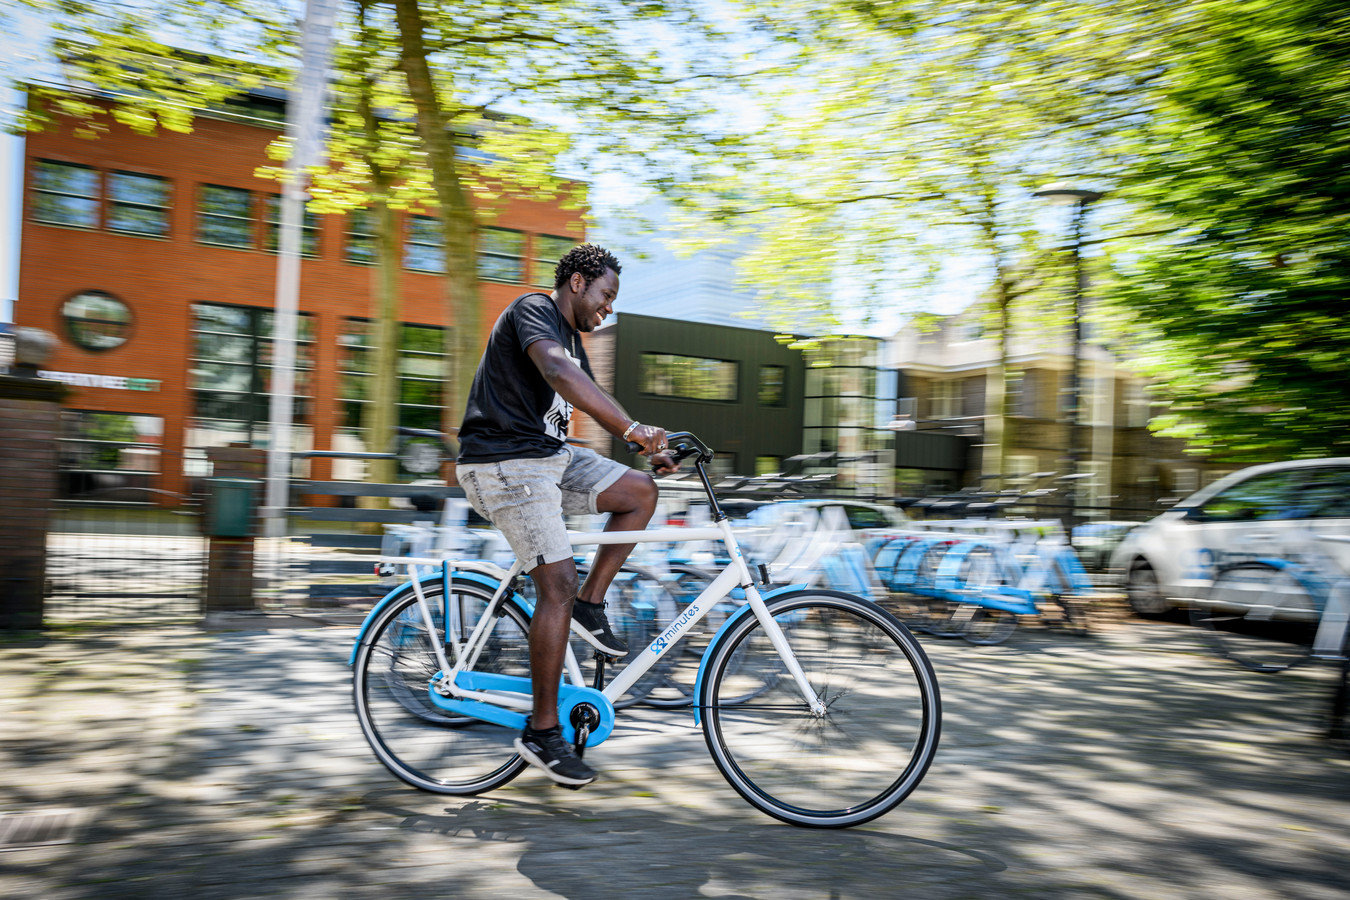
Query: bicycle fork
723 520 828 718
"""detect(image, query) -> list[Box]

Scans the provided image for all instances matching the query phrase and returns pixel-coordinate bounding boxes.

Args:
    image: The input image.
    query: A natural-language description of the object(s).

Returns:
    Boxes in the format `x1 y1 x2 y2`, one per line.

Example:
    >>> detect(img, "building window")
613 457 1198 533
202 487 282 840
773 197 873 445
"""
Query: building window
530 234 575 286
640 352 739 402
758 365 787 407
31 160 100 228
187 303 313 463
197 185 254 249
1124 380 1151 428
1010 372 1037 417
264 195 320 257
405 214 444 272
107 172 170 237
478 228 524 283
57 410 163 500
345 209 376 264
931 380 960 419
62 291 132 352
338 318 447 439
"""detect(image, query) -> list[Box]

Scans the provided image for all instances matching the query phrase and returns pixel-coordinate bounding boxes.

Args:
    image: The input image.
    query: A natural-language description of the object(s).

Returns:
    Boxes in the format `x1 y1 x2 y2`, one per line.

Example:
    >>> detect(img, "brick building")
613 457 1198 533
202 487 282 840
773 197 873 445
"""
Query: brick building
14 91 586 500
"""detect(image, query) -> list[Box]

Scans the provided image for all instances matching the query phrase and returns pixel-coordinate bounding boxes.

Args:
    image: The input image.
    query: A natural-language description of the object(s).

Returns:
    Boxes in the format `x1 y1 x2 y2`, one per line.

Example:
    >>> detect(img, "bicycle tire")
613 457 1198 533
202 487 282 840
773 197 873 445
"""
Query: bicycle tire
699 590 942 828
1190 562 1320 673
353 579 531 794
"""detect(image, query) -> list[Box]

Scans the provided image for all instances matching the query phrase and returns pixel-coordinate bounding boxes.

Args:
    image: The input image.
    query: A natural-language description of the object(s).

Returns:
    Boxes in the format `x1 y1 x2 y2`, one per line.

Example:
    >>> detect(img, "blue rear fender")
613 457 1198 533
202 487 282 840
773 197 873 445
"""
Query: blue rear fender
691 583 808 725
347 569 527 666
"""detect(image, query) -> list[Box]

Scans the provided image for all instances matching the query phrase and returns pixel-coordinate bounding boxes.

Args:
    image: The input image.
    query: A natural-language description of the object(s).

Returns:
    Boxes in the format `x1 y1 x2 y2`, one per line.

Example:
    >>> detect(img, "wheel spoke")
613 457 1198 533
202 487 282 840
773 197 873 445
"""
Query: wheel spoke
353 584 530 794
701 592 940 827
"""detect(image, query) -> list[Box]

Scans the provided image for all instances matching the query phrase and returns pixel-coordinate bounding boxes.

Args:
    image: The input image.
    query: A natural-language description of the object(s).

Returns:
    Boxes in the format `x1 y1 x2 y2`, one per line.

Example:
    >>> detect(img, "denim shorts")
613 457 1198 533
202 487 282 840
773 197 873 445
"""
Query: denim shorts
456 445 629 572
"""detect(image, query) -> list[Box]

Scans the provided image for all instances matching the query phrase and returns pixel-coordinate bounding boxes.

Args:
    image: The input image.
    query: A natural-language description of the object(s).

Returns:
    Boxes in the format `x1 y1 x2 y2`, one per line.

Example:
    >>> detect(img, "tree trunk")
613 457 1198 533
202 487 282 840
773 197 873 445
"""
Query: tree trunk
357 0 400 489
391 0 482 439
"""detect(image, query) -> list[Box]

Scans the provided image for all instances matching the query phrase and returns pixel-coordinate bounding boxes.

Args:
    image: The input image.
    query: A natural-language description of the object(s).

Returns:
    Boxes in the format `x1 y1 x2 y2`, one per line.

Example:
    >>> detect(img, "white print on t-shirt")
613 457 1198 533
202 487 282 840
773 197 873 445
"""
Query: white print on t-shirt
541 347 578 441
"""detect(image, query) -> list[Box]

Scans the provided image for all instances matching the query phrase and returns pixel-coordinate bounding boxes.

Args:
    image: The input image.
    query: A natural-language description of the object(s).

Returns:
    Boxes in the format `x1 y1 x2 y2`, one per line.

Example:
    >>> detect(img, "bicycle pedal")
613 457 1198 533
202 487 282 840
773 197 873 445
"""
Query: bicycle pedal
555 781 588 792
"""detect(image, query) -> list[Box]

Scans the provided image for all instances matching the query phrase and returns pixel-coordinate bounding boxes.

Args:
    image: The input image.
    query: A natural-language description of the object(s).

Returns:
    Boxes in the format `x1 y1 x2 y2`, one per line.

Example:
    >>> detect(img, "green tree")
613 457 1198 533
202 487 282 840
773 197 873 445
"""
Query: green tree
12 0 739 432
667 0 1165 476
1109 0 1350 462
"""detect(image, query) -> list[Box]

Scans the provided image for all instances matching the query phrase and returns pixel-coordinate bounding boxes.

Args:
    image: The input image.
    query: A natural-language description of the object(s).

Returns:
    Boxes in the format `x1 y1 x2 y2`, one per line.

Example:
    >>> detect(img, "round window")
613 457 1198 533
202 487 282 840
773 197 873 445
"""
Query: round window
62 291 132 351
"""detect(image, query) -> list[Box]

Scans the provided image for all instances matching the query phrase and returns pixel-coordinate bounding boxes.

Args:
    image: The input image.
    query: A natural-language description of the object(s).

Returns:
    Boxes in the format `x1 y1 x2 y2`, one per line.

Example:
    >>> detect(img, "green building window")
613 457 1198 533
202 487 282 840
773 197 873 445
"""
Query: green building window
758 365 787 406
640 353 739 402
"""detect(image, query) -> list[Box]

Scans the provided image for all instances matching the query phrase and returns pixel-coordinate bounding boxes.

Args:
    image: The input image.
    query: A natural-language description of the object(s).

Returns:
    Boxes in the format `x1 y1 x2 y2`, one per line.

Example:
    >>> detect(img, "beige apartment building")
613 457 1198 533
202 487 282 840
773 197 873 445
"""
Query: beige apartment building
887 309 1222 514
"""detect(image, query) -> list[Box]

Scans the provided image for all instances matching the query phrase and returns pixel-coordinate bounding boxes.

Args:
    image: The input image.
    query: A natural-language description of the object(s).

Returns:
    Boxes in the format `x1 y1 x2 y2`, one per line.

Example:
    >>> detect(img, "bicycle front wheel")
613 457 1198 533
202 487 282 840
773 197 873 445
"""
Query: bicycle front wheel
1191 562 1320 673
353 580 531 794
700 590 941 828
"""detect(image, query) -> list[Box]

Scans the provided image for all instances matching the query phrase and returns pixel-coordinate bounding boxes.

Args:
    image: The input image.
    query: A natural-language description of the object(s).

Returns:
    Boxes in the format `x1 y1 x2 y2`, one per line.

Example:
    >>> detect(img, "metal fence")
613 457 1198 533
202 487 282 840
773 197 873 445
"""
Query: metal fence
44 489 205 622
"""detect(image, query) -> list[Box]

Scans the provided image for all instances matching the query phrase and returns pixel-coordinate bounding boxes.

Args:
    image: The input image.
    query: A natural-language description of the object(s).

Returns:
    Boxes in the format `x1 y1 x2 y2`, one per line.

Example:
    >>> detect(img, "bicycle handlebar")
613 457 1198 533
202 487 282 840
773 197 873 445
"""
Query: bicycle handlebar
624 431 713 465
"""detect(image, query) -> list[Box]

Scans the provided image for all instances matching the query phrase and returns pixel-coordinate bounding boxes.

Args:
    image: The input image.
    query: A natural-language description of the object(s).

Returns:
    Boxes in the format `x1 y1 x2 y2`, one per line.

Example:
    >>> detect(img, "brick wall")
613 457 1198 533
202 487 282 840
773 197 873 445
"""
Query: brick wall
17 101 588 497
0 378 65 628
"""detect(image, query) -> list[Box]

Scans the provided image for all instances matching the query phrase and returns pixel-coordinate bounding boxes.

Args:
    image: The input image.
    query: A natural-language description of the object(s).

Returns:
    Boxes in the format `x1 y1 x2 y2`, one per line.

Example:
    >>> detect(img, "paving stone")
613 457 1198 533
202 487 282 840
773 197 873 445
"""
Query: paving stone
1 619 1347 899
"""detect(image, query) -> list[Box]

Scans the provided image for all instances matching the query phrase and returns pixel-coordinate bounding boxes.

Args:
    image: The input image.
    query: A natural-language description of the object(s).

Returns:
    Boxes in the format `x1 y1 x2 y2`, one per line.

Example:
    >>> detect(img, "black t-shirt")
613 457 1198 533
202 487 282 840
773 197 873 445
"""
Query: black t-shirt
457 292 593 463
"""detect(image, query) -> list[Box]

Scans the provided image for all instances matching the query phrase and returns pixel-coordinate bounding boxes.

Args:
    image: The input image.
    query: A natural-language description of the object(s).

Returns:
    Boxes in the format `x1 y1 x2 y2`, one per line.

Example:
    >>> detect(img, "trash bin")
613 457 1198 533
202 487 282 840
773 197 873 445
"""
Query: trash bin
204 477 259 538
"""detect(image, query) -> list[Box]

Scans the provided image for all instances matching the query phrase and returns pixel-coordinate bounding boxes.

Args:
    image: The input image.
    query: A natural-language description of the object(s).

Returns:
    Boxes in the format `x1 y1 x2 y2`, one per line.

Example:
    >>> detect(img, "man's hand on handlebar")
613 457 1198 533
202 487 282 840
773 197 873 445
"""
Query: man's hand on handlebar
626 423 681 474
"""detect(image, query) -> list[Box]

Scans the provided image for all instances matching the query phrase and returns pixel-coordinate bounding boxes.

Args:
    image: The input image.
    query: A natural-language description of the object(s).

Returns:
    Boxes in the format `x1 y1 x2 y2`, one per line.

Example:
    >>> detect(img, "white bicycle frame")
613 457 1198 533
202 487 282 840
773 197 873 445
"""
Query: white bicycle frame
381 517 828 718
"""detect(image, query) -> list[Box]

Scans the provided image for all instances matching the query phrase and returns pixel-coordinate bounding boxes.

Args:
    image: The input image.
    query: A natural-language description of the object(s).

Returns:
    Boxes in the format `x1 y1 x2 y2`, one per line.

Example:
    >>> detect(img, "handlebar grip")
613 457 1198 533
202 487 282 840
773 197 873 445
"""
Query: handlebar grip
625 441 642 454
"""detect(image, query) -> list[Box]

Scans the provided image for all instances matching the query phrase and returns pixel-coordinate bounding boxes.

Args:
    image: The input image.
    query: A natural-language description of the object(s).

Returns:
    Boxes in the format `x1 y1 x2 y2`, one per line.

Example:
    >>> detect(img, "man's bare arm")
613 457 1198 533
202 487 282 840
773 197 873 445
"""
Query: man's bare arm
527 339 673 464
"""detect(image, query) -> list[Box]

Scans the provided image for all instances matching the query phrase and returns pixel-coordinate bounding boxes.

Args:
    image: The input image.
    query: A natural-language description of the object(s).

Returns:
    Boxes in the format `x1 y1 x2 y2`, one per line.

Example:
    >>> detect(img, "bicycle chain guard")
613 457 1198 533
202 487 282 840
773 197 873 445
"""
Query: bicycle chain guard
426 673 617 747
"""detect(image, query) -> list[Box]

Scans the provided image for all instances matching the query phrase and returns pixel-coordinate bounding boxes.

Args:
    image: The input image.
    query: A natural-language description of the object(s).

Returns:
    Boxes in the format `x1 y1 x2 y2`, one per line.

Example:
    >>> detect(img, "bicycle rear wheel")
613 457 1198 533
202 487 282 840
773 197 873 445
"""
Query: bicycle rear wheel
1190 562 1320 673
353 580 531 794
700 590 941 828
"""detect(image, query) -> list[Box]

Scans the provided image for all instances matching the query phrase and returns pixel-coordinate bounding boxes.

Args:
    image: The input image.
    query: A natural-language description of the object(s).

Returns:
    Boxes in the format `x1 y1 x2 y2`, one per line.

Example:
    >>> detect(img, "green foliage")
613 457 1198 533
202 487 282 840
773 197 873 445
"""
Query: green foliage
666 0 1163 335
1111 0 1350 462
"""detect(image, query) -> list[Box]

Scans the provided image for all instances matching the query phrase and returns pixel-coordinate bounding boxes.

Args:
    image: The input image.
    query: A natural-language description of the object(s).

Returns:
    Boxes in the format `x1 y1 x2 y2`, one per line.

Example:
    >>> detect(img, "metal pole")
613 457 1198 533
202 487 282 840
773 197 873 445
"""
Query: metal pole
263 0 339 541
1067 200 1086 522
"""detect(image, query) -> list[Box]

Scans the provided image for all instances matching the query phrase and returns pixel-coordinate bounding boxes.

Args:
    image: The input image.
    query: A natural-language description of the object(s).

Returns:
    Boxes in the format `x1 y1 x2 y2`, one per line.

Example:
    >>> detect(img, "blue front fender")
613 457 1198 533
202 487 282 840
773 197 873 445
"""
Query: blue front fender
692 583 808 725
347 568 527 666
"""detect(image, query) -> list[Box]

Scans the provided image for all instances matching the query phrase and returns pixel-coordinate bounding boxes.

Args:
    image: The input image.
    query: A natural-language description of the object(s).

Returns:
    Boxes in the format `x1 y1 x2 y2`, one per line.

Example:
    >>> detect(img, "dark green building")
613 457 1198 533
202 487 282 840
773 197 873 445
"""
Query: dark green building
586 314 805 477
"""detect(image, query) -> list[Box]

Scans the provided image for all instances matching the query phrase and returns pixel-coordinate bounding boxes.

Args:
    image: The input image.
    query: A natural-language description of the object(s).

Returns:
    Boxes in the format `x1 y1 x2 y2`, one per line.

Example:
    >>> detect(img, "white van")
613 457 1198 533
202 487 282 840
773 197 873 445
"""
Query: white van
1110 458 1350 615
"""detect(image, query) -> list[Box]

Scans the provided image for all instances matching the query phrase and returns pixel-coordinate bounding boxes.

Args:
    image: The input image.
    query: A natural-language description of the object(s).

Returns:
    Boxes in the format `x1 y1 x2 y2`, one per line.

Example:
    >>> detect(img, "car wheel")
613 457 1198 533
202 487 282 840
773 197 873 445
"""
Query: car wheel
1125 561 1170 617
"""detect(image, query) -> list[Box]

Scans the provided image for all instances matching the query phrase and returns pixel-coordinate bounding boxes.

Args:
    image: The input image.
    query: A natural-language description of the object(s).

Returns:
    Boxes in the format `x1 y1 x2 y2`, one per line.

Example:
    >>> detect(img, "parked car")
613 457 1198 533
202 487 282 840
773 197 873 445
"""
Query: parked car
1071 520 1143 573
1109 458 1350 615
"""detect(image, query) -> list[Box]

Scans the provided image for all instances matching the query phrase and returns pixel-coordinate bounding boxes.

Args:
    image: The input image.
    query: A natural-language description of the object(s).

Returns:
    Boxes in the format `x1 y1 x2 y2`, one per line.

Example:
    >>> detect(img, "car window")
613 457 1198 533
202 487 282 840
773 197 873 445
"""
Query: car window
1198 469 1305 522
842 505 888 530
1288 467 1350 519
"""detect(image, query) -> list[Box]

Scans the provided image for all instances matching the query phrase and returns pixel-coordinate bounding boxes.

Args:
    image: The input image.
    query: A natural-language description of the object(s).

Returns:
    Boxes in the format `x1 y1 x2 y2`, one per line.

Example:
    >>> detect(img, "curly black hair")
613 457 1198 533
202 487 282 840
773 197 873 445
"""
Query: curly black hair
553 243 622 291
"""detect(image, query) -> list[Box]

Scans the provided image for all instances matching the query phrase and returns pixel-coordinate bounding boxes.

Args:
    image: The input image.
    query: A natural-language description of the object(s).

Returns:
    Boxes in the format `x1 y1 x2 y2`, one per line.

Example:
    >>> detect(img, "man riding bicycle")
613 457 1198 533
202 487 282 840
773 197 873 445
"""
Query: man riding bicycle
455 243 677 787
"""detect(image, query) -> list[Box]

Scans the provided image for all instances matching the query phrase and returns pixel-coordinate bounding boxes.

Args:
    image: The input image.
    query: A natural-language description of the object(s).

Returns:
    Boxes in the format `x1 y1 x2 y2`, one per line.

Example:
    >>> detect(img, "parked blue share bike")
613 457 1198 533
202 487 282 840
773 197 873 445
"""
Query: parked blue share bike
349 433 942 828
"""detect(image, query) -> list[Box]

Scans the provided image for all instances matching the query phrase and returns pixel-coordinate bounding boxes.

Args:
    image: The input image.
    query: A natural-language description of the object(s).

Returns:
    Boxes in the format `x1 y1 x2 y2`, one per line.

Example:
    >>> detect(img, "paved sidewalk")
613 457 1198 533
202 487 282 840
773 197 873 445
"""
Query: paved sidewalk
2 619 1348 899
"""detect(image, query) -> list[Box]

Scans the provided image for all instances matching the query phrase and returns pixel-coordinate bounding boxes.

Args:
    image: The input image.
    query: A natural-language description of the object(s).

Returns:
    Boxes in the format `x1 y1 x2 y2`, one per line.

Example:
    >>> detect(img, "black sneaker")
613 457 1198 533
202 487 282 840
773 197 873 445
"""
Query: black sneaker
514 723 597 787
571 599 629 657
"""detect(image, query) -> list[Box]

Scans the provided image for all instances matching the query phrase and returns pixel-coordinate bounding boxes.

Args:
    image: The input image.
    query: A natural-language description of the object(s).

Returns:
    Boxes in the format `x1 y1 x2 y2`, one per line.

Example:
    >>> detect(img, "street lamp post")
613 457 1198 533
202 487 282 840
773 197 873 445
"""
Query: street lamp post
1034 184 1104 524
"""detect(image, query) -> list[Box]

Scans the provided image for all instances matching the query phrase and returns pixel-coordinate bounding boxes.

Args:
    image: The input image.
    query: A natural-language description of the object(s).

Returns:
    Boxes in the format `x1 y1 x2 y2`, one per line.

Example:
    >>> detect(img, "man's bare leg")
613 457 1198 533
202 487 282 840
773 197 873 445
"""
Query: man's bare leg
578 470 659 606
526 558 579 731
